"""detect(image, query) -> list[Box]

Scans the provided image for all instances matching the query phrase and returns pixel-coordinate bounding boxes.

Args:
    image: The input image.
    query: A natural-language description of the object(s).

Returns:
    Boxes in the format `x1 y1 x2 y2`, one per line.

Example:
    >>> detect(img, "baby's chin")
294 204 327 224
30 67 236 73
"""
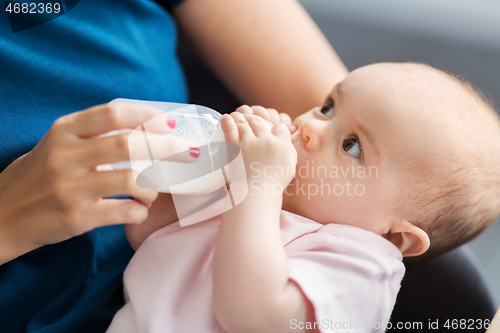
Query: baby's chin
281 186 315 219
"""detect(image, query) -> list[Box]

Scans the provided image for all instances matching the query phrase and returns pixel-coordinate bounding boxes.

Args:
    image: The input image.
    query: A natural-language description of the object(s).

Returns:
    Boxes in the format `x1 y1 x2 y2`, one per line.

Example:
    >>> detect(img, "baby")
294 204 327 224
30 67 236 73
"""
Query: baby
106 63 500 333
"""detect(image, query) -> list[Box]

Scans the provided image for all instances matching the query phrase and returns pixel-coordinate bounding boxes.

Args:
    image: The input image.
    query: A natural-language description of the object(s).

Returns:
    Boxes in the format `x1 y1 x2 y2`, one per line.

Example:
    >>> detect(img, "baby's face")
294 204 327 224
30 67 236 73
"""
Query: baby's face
282 63 462 235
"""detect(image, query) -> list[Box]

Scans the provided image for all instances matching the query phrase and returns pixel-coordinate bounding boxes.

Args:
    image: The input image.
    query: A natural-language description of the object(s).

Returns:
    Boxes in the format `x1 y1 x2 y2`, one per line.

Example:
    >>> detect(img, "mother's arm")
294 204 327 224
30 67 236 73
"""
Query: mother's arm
173 0 348 119
0 105 198 264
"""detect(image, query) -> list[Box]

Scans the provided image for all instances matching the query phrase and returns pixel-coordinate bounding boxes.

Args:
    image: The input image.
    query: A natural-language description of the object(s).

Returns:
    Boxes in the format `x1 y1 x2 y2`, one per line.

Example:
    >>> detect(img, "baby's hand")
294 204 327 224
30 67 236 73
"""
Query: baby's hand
221 112 297 192
235 105 297 134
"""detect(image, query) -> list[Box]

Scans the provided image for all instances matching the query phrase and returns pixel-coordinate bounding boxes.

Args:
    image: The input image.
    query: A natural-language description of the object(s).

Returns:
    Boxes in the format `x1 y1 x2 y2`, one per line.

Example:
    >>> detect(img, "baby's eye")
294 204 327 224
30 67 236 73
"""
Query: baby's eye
343 137 361 159
320 99 334 117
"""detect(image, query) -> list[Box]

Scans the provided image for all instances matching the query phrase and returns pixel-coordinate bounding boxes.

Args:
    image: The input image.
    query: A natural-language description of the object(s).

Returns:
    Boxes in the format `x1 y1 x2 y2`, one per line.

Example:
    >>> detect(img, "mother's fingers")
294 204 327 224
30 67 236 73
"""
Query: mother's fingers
64 103 174 138
84 169 158 207
81 132 200 167
144 133 200 162
87 199 150 227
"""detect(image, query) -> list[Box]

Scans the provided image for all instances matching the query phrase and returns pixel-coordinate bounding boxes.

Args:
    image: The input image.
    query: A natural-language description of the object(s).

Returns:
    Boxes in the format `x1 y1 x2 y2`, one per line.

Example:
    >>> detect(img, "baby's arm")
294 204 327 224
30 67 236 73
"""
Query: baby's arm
213 112 317 332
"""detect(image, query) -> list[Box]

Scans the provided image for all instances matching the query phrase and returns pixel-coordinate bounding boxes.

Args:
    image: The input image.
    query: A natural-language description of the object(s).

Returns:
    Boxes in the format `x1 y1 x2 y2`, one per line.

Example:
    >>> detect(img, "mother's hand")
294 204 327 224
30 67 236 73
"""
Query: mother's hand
0 103 198 265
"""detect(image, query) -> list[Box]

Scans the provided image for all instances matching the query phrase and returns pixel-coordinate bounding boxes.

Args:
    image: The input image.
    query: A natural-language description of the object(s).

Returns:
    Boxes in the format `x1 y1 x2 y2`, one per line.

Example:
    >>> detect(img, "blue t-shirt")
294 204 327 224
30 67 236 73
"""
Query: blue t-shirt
0 0 186 332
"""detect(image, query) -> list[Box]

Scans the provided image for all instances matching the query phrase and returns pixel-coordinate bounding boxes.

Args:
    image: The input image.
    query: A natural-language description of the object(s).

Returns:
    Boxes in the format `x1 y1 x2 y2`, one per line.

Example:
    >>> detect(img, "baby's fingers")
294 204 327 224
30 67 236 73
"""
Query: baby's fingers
279 113 294 131
235 105 253 115
271 122 291 140
235 105 276 124
244 114 270 137
231 112 255 139
250 105 278 124
243 105 296 133
221 114 240 143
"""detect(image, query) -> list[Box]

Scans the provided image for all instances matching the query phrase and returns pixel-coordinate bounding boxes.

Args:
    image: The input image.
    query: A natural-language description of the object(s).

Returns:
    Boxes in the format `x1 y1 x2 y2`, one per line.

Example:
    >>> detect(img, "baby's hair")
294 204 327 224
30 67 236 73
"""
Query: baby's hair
395 63 500 266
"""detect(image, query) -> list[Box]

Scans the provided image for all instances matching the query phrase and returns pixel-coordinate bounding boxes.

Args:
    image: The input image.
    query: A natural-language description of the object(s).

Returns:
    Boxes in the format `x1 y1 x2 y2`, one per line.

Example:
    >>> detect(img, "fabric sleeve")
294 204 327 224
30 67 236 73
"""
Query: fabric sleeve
286 232 405 333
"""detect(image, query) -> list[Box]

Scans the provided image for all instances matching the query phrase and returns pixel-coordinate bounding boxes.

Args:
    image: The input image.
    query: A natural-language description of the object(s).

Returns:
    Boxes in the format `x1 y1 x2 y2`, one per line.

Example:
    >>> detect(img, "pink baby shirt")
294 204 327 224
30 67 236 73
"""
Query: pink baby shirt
106 199 405 333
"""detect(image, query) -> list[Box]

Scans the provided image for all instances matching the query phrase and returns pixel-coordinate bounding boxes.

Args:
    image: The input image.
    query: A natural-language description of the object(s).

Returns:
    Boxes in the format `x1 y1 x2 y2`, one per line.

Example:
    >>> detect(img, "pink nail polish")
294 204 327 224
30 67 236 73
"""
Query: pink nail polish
166 116 176 129
189 146 201 158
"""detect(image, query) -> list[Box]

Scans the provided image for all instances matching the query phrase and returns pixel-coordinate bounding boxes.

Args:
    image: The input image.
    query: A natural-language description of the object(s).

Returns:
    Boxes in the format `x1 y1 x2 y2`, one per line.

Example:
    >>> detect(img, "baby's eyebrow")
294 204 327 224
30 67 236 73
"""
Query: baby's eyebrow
335 82 344 102
358 122 371 140
357 121 378 158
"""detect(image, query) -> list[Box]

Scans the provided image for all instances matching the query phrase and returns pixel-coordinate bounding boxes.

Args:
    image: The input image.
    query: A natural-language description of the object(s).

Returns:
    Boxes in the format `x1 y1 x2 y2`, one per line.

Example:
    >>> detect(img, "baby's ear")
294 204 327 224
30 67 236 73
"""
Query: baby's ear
383 221 430 257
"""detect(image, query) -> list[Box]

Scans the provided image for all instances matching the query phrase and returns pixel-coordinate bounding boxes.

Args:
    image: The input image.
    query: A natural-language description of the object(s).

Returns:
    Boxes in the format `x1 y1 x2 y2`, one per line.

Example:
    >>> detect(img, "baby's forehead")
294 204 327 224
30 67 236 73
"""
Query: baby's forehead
346 64 483 125
343 64 494 167
347 63 455 97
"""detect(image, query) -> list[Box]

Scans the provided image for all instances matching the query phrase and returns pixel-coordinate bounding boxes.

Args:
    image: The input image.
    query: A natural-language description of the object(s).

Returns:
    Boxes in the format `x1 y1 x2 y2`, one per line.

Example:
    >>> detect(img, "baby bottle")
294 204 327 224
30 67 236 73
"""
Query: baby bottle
106 98 272 195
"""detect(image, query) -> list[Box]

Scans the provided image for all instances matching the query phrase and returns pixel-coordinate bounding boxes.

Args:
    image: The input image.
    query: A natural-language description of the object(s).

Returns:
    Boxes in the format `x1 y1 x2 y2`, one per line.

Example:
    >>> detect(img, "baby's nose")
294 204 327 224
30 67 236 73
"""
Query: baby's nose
300 120 323 151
